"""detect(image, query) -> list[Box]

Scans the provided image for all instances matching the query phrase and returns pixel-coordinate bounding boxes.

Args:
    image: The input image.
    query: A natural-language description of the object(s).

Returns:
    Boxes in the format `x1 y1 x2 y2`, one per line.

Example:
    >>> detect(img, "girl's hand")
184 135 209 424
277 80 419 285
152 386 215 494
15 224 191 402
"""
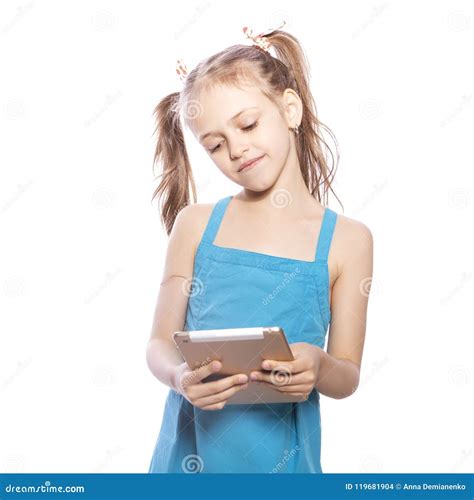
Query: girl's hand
172 360 249 411
249 342 323 399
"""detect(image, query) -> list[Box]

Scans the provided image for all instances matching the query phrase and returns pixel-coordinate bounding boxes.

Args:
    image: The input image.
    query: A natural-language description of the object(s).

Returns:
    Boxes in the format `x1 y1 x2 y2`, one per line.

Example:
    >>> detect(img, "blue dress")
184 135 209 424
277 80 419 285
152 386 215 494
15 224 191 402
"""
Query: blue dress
148 195 337 473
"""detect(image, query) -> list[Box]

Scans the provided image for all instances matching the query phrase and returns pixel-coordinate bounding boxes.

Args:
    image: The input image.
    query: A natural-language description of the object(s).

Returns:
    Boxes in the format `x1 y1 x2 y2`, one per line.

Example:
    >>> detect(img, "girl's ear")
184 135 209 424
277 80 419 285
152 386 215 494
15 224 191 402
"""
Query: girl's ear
281 88 303 129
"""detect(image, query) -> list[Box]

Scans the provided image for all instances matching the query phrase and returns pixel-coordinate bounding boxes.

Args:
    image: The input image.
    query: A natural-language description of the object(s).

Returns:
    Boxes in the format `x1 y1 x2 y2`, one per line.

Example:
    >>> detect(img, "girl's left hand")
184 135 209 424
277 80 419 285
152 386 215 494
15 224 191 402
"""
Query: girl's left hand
249 342 323 399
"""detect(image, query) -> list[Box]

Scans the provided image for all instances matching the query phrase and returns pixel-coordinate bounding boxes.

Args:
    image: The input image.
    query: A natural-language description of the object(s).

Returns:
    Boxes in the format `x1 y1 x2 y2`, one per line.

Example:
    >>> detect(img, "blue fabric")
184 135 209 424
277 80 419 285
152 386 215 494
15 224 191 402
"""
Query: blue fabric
148 195 337 473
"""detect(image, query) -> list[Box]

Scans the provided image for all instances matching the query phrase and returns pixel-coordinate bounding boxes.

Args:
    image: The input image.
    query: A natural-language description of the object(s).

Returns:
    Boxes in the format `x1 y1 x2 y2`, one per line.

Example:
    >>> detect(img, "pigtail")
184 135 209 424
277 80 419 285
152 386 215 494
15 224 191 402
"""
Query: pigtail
266 31 343 209
151 26 342 231
151 92 197 236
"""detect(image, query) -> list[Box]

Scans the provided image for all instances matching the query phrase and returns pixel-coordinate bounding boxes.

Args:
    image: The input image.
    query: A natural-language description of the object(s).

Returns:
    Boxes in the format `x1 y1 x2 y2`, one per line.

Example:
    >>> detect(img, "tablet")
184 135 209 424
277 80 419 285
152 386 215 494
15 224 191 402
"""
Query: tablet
172 326 307 405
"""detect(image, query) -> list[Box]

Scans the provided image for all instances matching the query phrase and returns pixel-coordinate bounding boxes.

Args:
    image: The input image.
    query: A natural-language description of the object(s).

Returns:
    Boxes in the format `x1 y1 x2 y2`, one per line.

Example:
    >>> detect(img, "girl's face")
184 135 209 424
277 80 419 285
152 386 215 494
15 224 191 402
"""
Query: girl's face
188 84 297 192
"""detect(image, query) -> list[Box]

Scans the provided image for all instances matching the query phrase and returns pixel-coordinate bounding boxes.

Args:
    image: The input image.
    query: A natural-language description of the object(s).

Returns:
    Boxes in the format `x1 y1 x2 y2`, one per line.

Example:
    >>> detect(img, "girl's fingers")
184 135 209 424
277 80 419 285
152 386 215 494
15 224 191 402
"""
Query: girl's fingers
277 392 309 399
192 372 248 399
250 370 310 386
262 356 308 374
253 380 312 394
274 384 311 393
196 382 249 409
191 359 223 384
199 401 227 411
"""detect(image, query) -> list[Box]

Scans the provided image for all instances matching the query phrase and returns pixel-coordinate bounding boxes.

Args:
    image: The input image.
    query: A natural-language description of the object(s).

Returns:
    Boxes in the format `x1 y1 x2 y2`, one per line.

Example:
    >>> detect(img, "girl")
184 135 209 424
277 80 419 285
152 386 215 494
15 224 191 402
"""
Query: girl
146 22 373 473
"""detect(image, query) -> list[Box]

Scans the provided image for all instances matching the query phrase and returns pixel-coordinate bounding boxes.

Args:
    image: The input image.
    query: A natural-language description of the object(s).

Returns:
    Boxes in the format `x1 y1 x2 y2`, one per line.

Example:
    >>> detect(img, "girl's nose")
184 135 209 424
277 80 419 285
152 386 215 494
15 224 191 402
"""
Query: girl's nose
228 140 249 161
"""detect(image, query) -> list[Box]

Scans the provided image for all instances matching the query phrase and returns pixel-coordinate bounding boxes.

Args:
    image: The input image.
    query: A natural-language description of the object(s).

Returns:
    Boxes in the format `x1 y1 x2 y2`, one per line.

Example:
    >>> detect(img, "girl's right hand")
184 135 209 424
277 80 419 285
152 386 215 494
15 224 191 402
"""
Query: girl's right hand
172 360 249 411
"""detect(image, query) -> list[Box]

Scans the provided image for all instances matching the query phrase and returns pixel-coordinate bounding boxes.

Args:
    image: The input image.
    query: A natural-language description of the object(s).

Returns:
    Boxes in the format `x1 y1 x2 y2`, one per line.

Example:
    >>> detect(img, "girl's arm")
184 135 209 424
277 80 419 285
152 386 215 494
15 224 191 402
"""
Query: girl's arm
315 219 374 399
145 204 201 391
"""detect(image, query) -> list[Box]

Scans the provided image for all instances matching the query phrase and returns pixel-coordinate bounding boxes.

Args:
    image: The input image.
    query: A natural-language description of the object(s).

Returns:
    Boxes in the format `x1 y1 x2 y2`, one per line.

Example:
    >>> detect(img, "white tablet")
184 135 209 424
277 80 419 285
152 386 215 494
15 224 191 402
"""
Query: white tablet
172 326 307 405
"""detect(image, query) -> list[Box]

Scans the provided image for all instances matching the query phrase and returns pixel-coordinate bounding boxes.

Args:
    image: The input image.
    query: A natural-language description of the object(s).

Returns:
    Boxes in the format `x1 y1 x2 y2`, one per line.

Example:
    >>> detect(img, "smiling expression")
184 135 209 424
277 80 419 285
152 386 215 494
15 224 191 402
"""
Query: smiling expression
187 84 297 191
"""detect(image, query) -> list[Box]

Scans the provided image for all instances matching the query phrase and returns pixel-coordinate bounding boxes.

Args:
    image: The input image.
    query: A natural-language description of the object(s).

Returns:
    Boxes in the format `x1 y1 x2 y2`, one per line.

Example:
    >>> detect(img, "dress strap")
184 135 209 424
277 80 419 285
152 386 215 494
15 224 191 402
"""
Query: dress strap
201 196 233 244
314 208 338 262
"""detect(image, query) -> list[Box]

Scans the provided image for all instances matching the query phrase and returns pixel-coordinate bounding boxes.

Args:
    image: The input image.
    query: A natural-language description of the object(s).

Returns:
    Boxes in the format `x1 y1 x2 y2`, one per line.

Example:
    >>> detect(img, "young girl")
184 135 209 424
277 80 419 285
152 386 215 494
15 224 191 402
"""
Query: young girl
146 22 373 473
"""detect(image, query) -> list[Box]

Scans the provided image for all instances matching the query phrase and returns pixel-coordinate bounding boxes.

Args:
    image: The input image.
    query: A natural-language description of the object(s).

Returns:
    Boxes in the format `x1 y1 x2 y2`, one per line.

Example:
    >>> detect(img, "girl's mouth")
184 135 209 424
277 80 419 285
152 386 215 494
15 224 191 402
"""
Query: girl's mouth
238 154 265 173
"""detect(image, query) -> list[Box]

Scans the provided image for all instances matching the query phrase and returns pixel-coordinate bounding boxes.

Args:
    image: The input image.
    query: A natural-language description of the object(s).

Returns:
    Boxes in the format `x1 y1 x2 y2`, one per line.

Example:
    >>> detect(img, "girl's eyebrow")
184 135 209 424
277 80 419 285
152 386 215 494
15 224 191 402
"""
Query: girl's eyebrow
198 106 259 143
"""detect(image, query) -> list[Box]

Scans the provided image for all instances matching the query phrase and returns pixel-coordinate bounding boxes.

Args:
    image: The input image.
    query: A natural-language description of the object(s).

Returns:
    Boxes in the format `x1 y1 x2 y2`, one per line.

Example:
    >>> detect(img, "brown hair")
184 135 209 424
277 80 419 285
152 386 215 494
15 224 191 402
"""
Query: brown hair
151 28 343 236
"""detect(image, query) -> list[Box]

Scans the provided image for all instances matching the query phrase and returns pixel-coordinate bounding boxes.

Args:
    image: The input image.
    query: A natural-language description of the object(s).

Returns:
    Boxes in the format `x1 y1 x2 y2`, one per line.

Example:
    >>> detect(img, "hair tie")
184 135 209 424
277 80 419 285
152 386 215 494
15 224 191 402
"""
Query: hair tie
242 19 286 52
175 58 188 84
175 20 287 85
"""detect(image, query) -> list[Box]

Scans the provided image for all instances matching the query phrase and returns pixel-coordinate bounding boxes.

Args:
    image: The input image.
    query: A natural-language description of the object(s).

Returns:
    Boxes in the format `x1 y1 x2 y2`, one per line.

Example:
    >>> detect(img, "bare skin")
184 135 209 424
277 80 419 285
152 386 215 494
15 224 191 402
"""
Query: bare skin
174 359 249 411
146 83 373 407
211 194 339 308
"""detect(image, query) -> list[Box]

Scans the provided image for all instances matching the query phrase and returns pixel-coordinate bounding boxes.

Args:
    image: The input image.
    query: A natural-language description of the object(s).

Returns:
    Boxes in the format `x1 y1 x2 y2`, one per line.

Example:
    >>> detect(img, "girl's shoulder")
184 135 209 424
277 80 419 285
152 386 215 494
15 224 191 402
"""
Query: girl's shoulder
160 203 216 288
332 212 372 242
174 202 216 255
330 212 373 281
176 202 373 280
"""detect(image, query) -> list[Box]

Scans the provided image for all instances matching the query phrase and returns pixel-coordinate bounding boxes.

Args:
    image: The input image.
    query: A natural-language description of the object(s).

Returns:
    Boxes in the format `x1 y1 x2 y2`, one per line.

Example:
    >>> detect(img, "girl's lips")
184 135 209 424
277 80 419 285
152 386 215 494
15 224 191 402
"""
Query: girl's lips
239 155 265 173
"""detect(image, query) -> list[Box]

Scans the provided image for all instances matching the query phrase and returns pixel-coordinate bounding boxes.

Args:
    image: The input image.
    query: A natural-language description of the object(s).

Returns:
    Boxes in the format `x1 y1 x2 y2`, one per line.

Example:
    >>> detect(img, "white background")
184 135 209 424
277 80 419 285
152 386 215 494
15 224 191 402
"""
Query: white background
0 0 472 473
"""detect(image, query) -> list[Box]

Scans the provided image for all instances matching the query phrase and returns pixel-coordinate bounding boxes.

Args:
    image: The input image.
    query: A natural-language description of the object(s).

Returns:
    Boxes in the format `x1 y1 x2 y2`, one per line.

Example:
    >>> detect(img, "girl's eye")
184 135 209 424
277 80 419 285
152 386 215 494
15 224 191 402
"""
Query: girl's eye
209 122 258 154
242 121 258 131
